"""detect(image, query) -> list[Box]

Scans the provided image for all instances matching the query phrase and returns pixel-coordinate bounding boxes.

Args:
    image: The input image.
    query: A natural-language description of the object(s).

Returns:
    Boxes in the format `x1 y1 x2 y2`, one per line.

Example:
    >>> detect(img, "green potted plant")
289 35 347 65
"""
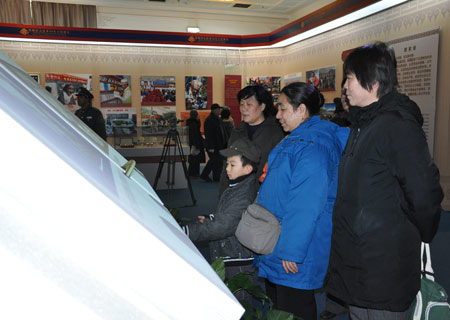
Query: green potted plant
211 258 298 320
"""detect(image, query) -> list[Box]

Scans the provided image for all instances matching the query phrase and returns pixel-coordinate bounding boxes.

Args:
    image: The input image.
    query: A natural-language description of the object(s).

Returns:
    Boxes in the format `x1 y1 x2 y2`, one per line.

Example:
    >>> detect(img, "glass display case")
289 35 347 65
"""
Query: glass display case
113 125 189 149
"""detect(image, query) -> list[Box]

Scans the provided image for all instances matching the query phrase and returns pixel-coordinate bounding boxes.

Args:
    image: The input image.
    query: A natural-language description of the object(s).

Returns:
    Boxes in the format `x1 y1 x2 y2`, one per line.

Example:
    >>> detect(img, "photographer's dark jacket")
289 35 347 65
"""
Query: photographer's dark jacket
187 174 256 262
326 90 443 311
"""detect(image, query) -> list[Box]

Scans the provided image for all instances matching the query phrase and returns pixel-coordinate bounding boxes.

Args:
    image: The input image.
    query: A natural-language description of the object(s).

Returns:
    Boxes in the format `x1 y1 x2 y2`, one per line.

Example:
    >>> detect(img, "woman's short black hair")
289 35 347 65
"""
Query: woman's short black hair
280 82 321 116
237 85 277 117
343 41 398 98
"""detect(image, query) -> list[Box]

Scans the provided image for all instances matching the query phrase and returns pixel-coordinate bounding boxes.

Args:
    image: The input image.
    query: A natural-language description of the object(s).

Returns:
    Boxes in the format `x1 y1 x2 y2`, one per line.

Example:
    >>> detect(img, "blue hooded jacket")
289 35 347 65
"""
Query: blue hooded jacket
255 116 349 290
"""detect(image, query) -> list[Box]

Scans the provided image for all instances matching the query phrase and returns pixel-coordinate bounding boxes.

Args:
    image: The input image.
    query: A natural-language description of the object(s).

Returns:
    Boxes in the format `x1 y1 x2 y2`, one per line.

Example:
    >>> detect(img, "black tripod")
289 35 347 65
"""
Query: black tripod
153 127 196 206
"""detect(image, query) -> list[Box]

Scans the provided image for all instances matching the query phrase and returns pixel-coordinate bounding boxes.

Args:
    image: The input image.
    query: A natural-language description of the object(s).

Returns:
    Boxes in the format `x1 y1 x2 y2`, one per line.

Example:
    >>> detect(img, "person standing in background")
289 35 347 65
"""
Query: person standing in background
75 88 107 141
220 106 234 142
186 110 205 177
201 103 226 182
218 85 284 196
326 42 443 320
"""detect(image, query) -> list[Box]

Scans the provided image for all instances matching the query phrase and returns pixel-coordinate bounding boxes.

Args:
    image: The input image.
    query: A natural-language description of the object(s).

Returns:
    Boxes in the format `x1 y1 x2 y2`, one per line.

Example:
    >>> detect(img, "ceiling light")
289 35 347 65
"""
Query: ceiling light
187 26 200 33
273 0 408 48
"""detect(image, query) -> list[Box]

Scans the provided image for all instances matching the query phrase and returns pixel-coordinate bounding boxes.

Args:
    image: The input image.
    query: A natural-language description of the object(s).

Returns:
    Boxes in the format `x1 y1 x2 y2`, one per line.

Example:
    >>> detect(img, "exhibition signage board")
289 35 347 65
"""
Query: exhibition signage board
225 75 242 127
389 29 439 155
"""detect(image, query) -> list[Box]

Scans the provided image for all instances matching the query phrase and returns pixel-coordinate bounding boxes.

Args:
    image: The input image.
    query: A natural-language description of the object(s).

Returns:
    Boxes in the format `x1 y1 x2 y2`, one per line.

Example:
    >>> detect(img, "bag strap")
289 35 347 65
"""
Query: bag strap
421 242 435 281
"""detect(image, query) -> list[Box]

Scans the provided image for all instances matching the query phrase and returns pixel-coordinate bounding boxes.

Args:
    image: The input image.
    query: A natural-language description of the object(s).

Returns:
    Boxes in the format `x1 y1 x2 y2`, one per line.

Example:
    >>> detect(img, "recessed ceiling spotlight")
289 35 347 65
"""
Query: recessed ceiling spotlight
187 26 200 33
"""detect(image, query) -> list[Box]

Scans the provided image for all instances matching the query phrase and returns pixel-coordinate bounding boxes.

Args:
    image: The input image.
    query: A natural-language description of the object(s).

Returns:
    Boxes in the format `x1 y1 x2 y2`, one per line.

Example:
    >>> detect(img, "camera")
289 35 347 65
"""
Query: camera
168 118 184 129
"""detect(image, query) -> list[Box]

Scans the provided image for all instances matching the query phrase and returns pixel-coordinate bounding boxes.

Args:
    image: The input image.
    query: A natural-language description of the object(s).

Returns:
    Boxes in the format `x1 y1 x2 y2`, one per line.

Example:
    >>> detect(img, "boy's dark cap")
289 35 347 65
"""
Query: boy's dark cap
211 103 221 110
76 87 94 99
220 138 261 163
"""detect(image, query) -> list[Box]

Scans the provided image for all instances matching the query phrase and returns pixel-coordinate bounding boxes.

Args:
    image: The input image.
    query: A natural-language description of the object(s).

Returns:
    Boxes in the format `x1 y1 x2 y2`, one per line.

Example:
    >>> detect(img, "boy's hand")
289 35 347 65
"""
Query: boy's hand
197 216 205 223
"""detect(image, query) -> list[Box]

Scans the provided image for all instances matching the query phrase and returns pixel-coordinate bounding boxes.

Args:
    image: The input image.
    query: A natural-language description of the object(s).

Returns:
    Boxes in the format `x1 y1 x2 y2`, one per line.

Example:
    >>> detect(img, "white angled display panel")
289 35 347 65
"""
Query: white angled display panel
0 50 244 320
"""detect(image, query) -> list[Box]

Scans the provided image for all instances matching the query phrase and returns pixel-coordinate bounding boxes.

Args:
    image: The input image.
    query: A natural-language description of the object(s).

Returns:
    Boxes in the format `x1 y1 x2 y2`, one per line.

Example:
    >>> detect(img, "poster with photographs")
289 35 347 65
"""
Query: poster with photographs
142 106 176 130
45 73 92 113
141 76 176 106
185 76 212 110
306 66 336 92
101 108 137 136
284 72 303 86
99 75 132 107
246 76 281 103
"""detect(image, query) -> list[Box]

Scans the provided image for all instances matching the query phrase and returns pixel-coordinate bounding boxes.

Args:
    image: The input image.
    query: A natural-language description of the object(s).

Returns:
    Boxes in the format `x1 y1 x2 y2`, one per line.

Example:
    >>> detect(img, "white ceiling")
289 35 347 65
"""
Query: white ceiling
117 0 320 15
36 0 332 22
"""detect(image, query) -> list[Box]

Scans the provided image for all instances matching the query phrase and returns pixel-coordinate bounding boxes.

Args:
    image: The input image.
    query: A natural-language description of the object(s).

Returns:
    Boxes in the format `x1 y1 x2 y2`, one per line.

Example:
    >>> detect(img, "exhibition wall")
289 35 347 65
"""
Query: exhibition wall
1 0 449 209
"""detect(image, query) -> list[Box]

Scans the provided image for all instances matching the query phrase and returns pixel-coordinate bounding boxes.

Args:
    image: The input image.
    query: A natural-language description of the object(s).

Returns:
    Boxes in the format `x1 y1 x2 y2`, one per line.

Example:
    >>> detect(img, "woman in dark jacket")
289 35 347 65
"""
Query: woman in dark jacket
218 85 284 196
186 110 205 177
325 42 443 317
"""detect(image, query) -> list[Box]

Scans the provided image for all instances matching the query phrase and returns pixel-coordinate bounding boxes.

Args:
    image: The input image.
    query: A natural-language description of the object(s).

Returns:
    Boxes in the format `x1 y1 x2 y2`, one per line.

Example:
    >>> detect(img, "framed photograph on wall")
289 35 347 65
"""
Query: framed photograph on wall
141 76 176 106
246 76 281 103
318 66 336 92
45 73 93 113
185 76 212 110
99 75 132 107
306 67 336 92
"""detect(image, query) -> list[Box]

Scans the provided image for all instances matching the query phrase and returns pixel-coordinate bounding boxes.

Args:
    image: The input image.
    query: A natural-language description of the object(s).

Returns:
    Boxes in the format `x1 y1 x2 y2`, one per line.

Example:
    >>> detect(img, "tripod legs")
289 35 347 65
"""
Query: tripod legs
153 129 196 206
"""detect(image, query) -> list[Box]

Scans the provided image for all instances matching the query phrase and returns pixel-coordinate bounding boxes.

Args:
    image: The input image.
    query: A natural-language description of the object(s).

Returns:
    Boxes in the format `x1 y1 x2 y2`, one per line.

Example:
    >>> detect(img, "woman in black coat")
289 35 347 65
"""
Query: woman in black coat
186 110 205 177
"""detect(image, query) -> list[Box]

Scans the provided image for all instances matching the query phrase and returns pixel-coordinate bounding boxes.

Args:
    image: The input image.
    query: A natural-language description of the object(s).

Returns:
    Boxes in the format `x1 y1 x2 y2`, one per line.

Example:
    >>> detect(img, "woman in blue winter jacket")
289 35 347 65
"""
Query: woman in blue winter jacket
255 82 349 320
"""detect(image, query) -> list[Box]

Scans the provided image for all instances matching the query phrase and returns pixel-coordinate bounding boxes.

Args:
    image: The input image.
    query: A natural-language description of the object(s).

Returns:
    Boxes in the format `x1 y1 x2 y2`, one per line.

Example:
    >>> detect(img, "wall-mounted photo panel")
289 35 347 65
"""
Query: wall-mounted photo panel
185 76 212 110
246 76 281 103
306 67 336 92
141 76 176 106
306 70 320 87
142 106 176 129
100 108 137 136
318 66 336 92
284 72 303 86
45 73 92 113
100 75 132 107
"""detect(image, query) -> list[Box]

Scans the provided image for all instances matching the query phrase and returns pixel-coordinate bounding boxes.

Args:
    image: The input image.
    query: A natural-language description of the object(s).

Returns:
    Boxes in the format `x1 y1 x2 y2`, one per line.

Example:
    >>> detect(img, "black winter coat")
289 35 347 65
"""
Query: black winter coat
326 90 443 311
218 117 284 196
203 112 226 152
75 106 107 141
186 118 205 163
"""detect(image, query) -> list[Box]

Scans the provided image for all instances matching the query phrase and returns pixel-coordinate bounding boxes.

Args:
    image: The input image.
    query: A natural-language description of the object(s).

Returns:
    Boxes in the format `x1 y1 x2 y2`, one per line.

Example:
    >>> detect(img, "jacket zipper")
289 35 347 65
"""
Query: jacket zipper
349 127 361 156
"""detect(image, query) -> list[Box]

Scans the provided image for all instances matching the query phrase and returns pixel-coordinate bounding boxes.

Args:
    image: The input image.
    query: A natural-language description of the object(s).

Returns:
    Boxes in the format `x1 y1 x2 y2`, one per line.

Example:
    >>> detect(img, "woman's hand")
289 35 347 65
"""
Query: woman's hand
282 260 298 274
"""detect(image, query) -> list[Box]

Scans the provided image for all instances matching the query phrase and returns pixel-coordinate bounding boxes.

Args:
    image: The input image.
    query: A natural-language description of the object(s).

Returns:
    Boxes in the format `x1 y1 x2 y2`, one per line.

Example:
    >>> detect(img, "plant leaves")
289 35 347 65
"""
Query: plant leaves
226 273 254 294
266 309 295 320
210 258 225 282
240 301 256 320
